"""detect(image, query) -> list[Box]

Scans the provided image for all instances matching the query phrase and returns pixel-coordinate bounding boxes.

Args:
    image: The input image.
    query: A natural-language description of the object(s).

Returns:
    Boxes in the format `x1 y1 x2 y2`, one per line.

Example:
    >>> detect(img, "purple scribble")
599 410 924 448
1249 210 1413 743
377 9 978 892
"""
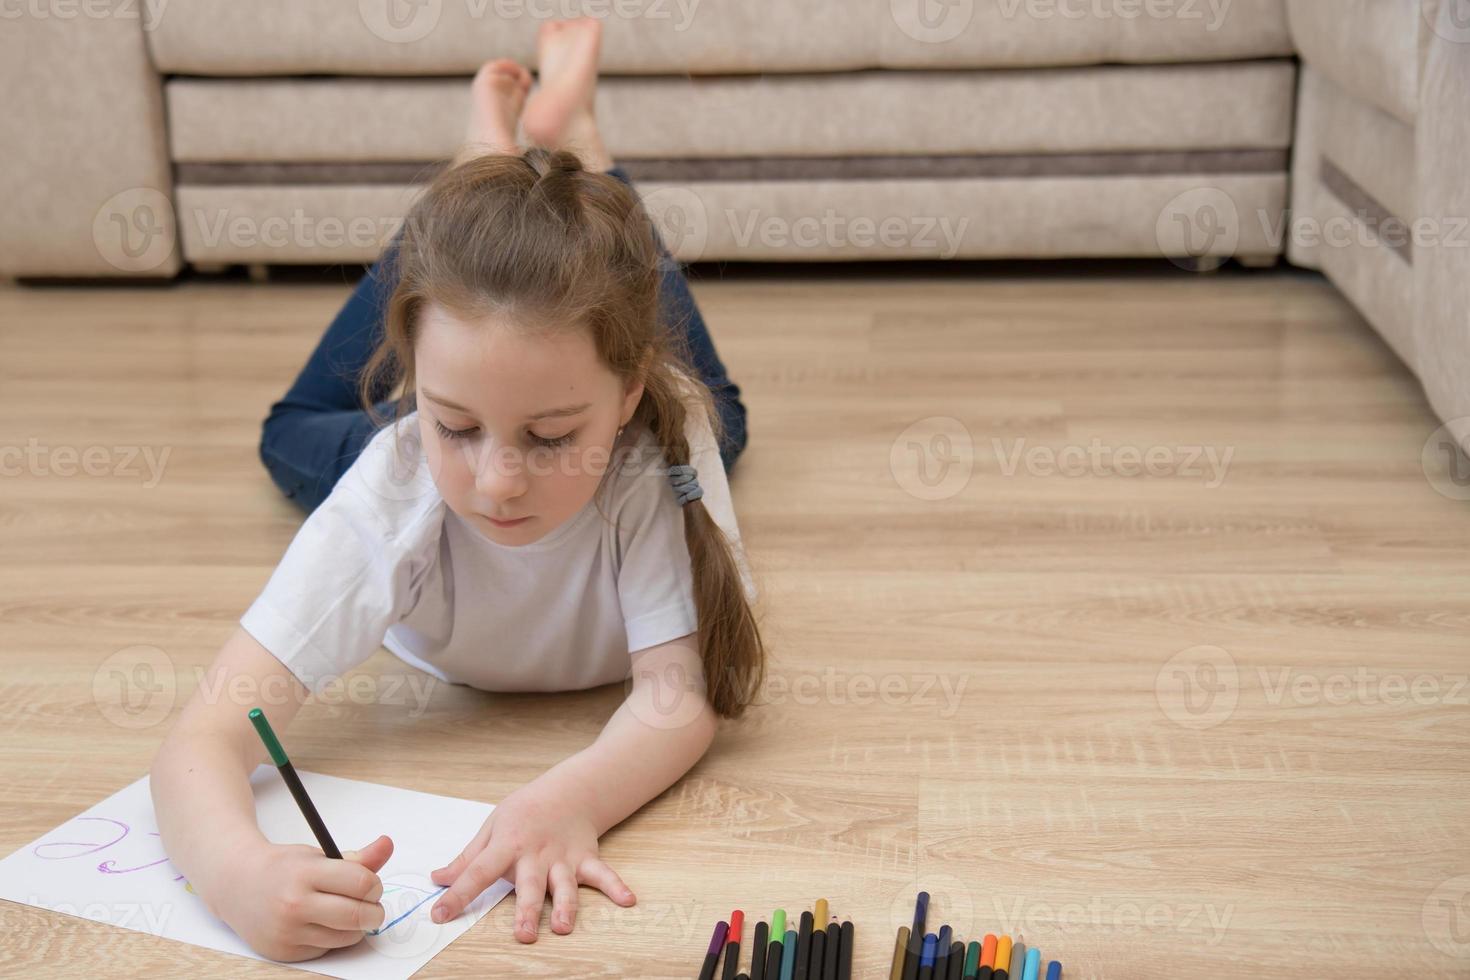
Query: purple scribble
33 817 129 860
98 855 172 874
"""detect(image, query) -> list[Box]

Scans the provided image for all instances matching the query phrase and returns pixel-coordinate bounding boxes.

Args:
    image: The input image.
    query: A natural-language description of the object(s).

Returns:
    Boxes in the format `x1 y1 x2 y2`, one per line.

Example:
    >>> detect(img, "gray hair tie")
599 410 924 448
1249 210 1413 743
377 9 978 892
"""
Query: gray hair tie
667 464 703 506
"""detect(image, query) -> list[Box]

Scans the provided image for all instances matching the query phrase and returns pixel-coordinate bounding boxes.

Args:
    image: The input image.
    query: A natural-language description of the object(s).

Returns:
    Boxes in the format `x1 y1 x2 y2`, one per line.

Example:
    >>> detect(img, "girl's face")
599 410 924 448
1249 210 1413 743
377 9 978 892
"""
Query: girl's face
413 302 644 547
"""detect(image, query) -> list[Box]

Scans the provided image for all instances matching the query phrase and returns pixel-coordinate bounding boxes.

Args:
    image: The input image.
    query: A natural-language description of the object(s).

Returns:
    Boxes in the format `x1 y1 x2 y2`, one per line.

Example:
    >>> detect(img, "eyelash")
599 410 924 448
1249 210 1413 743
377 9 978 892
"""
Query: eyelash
432 418 575 449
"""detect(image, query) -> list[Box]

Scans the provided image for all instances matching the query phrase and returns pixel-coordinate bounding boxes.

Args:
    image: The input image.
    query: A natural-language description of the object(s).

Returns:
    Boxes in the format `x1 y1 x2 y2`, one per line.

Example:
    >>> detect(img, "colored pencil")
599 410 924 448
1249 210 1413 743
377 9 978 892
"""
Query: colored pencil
947 941 964 980
722 911 744 980
980 935 997 969
963 940 981 979
772 910 786 946
810 925 827 977
814 898 829 929
823 922 840 980
795 910 814 980
781 930 798 980
935 925 952 977
1022 948 1040 980
838 920 854 980
752 921 769 980
993 936 1012 980
1045 960 1062 980
918 933 937 980
699 921 730 980
247 708 341 858
903 892 929 980
890 925 911 980
765 938 783 980
1008 940 1026 980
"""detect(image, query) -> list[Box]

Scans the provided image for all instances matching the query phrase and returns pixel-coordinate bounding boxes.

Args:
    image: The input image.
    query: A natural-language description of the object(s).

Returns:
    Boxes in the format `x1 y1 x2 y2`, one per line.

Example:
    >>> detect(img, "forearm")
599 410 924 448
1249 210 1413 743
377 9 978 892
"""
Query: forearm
150 730 269 910
538 641 718 836
551 700 715 836
149 626 308 912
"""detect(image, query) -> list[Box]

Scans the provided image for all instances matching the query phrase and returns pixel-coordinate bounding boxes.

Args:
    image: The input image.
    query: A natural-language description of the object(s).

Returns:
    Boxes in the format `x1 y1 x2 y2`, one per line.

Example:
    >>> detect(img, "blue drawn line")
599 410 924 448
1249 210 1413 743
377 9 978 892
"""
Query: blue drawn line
367 885 448 936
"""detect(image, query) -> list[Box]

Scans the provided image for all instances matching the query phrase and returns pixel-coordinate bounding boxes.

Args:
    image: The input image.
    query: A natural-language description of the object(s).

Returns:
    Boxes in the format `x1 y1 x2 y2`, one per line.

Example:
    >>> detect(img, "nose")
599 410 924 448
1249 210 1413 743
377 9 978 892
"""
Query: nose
467 438 529 504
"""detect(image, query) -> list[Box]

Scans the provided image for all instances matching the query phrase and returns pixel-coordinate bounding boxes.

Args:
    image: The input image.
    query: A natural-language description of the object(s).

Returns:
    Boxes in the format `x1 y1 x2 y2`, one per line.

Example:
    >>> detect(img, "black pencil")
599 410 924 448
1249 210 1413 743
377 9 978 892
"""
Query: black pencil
810 924 827 976
823 922 840 980
838 920 854 980
752 921 769 980
765 938 783 979
247 708 340 858
795 910 814 980
946 942 964 980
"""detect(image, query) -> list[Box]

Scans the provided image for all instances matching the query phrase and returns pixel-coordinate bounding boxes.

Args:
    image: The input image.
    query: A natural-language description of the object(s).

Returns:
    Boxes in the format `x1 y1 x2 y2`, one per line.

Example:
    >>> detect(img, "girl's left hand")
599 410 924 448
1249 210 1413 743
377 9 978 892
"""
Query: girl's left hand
427 780 636 942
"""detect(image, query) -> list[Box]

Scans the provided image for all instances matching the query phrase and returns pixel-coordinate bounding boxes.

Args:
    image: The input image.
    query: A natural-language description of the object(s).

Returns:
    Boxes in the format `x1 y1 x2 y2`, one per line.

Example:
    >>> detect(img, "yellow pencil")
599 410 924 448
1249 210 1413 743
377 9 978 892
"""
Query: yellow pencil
995 936 1013 976
814 897 828 927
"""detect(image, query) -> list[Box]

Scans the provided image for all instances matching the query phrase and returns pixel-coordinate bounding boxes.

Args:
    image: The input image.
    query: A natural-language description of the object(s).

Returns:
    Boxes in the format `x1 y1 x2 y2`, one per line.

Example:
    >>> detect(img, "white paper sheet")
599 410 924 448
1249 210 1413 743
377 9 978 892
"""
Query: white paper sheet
0 766 513 979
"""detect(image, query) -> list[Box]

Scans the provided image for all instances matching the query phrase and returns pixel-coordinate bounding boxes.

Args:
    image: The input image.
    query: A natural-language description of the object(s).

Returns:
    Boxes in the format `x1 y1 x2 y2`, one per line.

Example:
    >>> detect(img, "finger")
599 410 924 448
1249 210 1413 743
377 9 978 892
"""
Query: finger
512 856 548 943
312 857 382 902
340 834 394 874
305 892 387 933
296 922 368 950
432 838 514 924
548 863 579 934
431 820 494 886
577 856 635 906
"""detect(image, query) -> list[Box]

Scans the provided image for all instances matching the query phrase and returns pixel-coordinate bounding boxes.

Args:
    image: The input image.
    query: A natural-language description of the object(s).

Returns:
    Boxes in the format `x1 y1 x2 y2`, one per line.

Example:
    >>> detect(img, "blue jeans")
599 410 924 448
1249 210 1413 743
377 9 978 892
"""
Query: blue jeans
258 165 748 513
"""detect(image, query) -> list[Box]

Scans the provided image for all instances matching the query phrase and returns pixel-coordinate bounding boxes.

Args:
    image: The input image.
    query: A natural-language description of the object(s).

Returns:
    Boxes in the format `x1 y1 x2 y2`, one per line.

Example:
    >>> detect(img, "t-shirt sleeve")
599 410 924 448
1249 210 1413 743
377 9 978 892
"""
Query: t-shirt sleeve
240 419 445 695
614 400 756 655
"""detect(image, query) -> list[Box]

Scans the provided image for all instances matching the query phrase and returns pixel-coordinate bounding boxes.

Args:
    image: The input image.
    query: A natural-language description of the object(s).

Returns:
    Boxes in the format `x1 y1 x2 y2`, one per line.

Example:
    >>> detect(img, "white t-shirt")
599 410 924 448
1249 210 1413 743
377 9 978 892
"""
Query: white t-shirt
240 409 754 696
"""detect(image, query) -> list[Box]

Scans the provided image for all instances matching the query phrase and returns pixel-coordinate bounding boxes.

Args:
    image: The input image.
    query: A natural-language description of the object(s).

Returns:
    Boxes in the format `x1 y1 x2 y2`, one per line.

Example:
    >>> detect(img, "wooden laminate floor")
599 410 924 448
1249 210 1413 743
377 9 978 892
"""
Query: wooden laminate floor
1 264 1468 978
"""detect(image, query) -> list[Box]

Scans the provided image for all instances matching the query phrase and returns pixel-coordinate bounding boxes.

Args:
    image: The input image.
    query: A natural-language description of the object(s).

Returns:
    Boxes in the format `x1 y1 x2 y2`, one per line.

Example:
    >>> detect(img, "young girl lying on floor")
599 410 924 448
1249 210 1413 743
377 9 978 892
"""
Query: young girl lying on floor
150 16 764 962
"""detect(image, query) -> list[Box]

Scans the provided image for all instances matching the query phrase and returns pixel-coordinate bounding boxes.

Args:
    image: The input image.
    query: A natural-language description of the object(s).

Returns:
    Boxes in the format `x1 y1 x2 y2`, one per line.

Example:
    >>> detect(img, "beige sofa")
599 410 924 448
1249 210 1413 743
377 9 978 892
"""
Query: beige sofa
0 1 1464 448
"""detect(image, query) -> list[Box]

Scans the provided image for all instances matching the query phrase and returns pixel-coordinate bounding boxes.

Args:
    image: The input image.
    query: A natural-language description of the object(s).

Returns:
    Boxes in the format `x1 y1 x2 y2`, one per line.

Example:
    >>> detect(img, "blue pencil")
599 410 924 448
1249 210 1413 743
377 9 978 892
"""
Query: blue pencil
781 929 797 980
1045 960 1061 980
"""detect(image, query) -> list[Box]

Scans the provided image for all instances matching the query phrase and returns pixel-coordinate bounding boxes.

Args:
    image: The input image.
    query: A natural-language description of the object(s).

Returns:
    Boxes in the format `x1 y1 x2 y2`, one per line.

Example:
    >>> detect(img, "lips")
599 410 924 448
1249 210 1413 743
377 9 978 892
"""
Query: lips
486 515 529 527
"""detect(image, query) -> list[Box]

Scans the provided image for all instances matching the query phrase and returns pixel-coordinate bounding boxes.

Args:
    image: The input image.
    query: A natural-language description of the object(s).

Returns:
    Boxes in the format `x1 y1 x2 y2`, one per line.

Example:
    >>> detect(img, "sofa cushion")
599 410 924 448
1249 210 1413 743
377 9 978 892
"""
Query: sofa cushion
166 62 1296 163
1285 0 1420 123
145 0 1292 76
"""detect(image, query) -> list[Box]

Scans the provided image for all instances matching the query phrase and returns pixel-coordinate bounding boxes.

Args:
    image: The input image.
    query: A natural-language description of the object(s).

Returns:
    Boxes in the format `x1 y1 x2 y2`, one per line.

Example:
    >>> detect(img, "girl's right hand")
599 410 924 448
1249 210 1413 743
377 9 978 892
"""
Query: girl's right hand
210 833 394 962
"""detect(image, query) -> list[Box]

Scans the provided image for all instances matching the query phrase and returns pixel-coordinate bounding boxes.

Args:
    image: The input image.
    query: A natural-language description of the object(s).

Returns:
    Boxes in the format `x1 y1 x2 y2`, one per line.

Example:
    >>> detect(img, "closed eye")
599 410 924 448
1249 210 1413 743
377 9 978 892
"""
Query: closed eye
433 418 476 441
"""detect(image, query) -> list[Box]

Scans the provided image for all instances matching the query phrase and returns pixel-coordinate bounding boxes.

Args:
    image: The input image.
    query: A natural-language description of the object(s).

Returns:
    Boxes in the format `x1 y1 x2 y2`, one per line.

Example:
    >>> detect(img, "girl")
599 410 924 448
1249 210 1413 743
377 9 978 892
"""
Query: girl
150 17 765 964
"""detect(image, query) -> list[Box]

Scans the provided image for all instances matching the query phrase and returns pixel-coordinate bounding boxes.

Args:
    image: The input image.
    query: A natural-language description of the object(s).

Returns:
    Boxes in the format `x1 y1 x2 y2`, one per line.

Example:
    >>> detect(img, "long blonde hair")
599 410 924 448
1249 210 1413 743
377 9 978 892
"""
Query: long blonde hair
358 147 765 718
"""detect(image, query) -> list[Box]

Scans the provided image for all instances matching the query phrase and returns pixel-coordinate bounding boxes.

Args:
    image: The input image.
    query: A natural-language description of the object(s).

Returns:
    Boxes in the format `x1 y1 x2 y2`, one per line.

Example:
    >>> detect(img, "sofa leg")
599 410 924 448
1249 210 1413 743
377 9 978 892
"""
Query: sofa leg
1177 255 1227 273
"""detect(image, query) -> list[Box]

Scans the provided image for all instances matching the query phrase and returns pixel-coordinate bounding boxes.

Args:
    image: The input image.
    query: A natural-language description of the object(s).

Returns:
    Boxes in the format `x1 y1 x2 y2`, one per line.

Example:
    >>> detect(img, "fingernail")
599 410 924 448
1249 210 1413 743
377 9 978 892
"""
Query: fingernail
432 905 448 923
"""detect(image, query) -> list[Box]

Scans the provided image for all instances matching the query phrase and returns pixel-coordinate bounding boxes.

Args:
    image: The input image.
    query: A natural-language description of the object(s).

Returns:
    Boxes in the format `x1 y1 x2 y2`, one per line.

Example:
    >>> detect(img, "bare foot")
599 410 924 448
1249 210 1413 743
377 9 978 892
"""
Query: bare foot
522 17 613 172
452 58 533 167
